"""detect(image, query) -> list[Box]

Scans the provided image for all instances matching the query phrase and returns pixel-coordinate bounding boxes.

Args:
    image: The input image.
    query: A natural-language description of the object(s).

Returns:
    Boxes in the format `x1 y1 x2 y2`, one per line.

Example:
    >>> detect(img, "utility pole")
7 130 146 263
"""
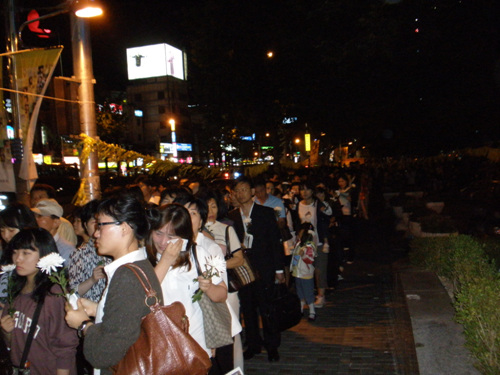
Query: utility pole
71 15 100 201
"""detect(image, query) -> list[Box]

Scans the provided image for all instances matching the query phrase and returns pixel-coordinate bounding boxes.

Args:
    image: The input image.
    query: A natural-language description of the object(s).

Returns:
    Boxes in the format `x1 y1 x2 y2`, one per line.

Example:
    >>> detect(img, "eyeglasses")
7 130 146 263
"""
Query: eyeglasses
96 221 122 228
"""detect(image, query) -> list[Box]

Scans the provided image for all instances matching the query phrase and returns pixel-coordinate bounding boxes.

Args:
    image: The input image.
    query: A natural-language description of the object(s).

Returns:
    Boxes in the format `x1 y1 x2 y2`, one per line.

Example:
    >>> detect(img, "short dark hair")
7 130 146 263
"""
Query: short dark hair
234 176 253 189
253 177 266 189
78 200 100 236
174 194 208 229
97 192 149 240
31 184 56 199
0 202 37 231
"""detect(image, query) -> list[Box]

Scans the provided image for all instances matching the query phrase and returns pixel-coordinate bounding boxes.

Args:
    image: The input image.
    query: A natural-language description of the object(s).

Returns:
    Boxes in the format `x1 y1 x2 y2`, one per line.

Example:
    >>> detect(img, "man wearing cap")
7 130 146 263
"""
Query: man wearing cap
30 183 78 246
32 199 77 265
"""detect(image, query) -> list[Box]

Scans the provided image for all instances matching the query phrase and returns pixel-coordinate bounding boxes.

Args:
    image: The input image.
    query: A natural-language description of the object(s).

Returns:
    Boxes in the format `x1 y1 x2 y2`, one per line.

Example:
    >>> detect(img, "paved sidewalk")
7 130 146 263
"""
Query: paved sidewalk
243 210 479 375
244 258 419 375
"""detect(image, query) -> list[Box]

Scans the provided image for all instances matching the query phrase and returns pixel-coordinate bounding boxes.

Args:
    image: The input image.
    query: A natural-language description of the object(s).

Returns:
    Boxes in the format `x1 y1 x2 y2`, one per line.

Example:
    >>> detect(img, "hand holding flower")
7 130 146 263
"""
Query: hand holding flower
198 276 213 293
37 252 75 307
192 255 226 303
65 299 90 330
1 314 15 334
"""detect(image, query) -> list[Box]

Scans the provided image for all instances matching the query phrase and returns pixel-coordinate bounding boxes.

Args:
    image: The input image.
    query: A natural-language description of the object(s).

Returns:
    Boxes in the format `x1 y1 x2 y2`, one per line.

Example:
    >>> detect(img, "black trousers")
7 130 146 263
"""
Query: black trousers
209 343 234 375
239 279 281 350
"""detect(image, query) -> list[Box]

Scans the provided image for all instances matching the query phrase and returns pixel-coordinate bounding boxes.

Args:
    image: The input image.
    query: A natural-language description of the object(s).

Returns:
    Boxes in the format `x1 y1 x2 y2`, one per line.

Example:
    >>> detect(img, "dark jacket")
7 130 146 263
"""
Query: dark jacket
84 259 163 375
228 204 284 285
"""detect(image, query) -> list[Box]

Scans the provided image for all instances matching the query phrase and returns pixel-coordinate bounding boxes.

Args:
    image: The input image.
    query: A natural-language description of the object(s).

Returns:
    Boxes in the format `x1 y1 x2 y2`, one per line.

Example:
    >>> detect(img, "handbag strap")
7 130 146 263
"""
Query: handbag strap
224 225 232 259
122 263 159 309
192 244 203 277
19 299 44 369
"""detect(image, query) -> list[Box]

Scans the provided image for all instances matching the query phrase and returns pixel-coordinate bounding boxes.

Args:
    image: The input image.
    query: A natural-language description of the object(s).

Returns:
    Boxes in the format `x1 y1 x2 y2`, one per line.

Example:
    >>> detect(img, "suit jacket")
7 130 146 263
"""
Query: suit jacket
228 204 284 285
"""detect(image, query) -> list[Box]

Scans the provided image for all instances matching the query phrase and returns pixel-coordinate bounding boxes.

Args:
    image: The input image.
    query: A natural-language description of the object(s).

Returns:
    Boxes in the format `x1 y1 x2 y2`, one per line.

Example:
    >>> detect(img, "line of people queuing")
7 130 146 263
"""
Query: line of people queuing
0 169 365 374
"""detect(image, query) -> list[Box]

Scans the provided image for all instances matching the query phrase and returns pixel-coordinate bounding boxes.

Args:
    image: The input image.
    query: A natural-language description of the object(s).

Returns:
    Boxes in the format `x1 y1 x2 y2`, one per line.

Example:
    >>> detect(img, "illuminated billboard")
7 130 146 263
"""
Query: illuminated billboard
160 143 192 154
126 43 185 80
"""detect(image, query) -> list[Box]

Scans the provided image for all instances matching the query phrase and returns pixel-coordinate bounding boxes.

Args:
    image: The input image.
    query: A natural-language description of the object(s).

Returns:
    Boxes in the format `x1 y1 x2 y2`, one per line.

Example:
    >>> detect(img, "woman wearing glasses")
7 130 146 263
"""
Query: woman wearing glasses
65 193 163 375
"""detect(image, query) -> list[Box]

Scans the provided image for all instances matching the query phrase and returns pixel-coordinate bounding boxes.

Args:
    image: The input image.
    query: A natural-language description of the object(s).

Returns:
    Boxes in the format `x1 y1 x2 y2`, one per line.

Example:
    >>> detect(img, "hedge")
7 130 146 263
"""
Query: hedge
410 235 500 374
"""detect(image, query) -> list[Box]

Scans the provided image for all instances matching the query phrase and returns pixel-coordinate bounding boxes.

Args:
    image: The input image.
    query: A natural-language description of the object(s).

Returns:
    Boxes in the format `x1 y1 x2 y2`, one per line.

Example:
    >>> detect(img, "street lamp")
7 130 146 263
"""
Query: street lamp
169 118 177 160
8 0 103 202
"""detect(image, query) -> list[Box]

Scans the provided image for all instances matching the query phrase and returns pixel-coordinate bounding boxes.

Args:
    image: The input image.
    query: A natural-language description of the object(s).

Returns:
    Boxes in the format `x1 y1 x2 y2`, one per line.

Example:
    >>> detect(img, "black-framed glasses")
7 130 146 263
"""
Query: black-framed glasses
96 221 122 229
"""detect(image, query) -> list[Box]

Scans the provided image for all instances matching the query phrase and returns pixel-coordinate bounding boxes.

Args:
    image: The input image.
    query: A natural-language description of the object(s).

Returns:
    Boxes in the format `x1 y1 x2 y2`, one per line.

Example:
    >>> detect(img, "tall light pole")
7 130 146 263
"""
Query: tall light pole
7 0 103 203
71 15 100 201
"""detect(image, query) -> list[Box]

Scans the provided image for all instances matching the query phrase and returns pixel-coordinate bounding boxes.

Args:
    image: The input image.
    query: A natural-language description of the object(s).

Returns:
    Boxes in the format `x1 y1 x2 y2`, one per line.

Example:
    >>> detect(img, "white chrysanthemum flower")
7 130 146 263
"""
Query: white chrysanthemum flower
0 264 16 274
243 217 252 225
37 252 65 274
206 255 226 274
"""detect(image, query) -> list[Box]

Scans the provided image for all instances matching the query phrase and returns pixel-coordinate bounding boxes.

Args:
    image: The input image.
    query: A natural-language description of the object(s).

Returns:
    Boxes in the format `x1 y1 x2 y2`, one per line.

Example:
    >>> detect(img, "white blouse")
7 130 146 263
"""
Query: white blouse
160 244 223 357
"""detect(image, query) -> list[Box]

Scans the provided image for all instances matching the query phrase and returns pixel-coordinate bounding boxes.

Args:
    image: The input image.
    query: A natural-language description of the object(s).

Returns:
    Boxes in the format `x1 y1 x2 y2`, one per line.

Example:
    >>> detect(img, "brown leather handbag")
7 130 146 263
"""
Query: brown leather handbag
112 264 212 375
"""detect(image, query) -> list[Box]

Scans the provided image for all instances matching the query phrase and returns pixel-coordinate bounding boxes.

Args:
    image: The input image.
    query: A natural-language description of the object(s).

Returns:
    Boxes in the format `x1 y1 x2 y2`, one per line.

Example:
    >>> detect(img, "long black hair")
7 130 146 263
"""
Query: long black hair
8 228 59 303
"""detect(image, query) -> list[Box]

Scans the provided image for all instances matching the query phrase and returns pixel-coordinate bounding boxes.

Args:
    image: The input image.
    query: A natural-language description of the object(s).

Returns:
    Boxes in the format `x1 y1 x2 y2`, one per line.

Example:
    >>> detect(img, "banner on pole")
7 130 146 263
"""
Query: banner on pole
12 47 63 188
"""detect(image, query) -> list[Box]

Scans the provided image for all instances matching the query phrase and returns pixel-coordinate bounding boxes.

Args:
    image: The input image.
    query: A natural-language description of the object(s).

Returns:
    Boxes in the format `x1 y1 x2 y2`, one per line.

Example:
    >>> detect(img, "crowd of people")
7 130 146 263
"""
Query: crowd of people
1 154 495 374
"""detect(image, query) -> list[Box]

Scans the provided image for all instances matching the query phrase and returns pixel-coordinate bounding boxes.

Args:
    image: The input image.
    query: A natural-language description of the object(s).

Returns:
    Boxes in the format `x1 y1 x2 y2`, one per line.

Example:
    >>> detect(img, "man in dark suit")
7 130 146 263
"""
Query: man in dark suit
228 177 285 362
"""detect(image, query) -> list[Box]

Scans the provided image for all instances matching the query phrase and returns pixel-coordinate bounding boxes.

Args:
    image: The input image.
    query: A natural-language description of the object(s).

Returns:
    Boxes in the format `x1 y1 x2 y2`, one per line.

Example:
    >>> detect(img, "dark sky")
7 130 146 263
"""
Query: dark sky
4 0 500 155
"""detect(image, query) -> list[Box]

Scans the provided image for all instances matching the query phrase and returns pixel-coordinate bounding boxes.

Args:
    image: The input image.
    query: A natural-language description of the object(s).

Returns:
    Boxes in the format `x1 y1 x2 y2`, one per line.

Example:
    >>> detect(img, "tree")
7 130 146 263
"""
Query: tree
96 102 128 145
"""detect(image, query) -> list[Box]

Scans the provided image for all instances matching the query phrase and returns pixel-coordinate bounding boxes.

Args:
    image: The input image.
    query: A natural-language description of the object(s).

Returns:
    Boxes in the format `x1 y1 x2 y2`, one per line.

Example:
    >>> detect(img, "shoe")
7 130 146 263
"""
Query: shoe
243 346 261 360
314 295 325 308
267 348 280 362
308 313 316 321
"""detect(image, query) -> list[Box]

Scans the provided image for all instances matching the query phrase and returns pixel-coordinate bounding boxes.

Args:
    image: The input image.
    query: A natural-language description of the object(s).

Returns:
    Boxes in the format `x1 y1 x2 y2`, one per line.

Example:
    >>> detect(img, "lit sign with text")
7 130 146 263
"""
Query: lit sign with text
160 143 192 154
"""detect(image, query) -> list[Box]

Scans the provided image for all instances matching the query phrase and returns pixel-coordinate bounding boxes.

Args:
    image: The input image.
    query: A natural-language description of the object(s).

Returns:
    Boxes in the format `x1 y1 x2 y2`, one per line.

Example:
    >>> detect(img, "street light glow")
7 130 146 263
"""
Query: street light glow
267 51 274 58
295 138 300 144
74 0 104 18
169 118 176 131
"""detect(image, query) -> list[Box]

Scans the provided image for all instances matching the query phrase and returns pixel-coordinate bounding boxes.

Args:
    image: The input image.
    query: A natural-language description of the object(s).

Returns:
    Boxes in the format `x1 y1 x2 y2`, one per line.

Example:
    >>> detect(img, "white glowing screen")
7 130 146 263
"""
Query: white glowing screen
127 43 185 80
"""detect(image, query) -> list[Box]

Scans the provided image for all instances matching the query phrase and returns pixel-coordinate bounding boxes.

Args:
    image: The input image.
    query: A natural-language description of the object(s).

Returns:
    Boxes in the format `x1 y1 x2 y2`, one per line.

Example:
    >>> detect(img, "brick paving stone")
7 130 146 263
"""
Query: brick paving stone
243 213 419 375
243 263 418 375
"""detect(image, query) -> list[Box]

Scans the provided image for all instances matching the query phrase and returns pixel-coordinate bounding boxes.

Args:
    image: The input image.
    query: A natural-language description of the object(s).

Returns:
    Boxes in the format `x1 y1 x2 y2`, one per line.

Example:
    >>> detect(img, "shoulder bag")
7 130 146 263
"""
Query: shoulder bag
192 246 233 349
224 225 256 292
264 283 302 333
11 299 44 375
112 263 211 375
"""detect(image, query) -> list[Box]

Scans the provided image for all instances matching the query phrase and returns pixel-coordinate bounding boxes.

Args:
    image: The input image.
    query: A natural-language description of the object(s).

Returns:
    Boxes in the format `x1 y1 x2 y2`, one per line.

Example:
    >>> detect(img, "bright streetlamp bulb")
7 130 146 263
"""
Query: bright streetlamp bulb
74 0 104 18
267 51 274 58
295 138 300 144
168 119 176 131
76 7 102 17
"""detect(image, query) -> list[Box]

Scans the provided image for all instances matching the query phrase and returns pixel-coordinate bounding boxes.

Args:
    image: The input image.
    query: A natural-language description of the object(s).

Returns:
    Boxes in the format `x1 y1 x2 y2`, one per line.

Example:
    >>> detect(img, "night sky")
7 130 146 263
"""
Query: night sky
5 0 500 156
